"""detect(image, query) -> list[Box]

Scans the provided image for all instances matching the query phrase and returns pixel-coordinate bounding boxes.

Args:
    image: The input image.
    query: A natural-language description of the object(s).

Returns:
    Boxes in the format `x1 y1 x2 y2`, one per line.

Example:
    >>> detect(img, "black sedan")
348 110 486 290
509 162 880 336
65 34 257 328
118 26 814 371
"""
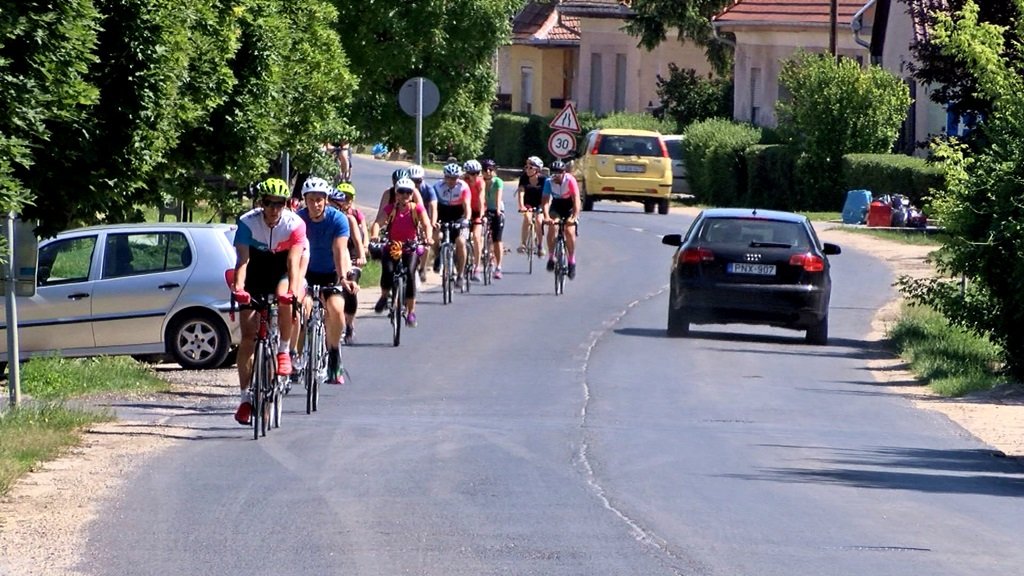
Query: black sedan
662 208 841 344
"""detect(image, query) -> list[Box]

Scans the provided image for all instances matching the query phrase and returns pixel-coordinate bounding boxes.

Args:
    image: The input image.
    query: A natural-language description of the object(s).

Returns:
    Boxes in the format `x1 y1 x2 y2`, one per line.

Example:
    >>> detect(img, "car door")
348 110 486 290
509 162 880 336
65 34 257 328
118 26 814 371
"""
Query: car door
91 231 192 349
0 234 99 360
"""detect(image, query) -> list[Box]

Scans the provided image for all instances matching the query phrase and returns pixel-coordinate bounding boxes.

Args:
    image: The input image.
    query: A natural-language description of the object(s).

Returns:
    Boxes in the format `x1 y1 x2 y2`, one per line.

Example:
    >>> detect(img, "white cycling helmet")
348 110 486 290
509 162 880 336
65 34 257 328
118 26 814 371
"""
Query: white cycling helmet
408 164 425 179
302 176 331 196
395 177 417 192
443 163 463 178
463 159 482 174
526 156 544 169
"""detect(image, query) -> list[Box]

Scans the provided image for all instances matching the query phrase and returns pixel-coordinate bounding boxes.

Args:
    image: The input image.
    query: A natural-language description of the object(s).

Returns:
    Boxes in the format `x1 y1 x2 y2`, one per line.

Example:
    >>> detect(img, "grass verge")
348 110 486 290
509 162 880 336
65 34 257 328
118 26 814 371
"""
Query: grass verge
1 356 168 495
888 303 1006 397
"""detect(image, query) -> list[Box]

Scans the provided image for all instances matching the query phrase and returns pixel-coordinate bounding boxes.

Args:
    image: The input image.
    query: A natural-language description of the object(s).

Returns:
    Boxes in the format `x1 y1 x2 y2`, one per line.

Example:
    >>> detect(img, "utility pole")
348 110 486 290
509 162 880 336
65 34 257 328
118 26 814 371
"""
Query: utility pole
830 0 839 61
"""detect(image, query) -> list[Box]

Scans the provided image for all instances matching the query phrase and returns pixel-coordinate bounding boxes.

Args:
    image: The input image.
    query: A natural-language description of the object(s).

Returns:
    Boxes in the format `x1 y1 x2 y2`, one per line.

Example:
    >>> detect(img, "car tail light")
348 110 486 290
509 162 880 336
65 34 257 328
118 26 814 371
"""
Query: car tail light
590 134 602 155
679 247 714 264
659 138 669 158
790 253 825 272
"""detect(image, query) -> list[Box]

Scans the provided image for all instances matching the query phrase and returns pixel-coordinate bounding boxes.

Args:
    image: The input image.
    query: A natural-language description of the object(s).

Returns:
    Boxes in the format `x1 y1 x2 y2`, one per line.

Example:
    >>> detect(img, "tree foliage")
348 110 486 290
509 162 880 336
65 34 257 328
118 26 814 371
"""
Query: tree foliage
624 0 733 75
776 52 911 209
897 0 1024 382
655 63 732 130
904 0 1020 119
329 0 520 160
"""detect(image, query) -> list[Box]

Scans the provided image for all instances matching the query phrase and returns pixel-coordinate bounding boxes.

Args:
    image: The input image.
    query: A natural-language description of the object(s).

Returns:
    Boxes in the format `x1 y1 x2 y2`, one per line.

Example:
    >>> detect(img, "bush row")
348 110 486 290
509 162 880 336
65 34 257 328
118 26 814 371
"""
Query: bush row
683 119 944 212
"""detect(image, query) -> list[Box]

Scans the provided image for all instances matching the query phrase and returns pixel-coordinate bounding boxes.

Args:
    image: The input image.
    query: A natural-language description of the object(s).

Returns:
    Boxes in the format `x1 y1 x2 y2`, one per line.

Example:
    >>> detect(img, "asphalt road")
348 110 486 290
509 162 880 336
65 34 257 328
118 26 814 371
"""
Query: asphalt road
82 157 1024 575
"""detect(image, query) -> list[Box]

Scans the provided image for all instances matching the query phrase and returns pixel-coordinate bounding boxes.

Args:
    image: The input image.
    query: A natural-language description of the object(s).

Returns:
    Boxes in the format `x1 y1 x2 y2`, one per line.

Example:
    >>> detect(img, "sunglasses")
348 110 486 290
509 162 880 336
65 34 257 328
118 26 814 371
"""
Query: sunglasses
262 198 287 208
397 189 413 195
466 171 480 176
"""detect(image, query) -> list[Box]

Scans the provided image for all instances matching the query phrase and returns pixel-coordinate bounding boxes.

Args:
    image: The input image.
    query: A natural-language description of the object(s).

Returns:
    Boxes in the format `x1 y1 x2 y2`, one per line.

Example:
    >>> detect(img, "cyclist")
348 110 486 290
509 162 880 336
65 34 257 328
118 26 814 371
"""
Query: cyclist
462 159 486 282
231 177 307 425
331 183 367 345
516 156 547 256
297 177 354 384
409 164 437 283
431 162 471 289
370 177 432 326
542 160 582 279
481 159 505 279
377 168 424 215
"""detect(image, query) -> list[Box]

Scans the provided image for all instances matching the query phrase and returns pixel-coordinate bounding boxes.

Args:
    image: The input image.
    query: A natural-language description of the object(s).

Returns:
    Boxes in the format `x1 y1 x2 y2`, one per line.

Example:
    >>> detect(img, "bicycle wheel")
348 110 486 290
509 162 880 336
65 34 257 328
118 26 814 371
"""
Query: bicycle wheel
309 314 325 413
304 312 320 414
526 224 534 275
272 374 282 429
463 238 473 293
442 245 454 304
481 222 492 286
393 274 405 347
391 272 403 344
251 343 265 439
261 345 274 436
554 239 566 295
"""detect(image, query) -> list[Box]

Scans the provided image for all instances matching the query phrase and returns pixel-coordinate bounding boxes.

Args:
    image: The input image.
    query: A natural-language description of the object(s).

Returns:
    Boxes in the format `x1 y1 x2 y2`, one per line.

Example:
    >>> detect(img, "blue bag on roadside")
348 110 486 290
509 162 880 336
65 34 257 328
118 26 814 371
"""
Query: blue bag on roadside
842 189 872 224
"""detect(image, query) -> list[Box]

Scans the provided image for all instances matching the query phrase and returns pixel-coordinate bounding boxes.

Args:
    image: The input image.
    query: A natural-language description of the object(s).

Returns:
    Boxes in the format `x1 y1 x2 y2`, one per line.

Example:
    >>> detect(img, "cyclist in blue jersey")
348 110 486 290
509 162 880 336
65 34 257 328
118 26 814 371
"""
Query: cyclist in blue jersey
231 177 307 424
297 177 354 384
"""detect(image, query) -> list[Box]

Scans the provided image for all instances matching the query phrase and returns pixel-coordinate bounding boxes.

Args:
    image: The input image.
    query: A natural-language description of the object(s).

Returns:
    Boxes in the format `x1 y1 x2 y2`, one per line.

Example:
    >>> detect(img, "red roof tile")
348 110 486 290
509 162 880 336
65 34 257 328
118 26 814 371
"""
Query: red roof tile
715 0 869 26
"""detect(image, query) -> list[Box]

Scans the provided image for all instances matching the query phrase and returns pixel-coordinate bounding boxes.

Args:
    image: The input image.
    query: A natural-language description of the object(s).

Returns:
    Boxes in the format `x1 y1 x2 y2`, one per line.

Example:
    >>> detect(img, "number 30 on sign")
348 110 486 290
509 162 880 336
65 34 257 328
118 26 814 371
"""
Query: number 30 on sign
547 130 576 159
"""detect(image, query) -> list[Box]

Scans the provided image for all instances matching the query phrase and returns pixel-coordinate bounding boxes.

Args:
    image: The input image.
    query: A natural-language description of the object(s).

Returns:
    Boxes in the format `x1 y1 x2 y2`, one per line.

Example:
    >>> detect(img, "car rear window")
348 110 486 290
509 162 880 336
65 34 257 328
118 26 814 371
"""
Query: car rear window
700 218 809 248
663 139 684 161
597 135 662 157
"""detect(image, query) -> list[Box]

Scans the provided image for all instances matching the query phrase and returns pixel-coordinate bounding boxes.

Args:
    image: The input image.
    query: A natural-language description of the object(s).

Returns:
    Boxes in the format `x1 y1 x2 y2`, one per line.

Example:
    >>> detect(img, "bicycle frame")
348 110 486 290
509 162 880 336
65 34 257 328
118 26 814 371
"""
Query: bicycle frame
303 285 329 414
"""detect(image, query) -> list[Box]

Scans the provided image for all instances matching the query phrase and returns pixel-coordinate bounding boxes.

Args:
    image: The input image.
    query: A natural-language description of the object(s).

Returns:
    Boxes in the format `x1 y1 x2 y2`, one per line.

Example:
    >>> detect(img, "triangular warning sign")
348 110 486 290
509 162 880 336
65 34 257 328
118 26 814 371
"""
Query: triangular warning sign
549 102 581 133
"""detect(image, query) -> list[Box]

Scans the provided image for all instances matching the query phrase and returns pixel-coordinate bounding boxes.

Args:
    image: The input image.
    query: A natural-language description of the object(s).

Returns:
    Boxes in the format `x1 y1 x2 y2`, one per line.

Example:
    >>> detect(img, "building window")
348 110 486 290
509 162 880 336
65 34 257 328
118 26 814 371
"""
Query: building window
750 67 761 125
520 66 534 114
614 53 627 111
589 53 603 113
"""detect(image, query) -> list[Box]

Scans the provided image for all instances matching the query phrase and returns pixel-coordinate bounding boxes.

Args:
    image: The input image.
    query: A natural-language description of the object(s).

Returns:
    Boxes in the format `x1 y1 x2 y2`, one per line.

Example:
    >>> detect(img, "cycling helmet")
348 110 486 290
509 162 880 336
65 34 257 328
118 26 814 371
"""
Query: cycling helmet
443 163 463 178
463 159 482 174
549 160 567 173
481 159 497 170
526 156 544 169
395 177 416 192
336 181 356 198
257 178 290 199
408 164 426 180
391 168 411 183
301 176 332 196
329 189 346 203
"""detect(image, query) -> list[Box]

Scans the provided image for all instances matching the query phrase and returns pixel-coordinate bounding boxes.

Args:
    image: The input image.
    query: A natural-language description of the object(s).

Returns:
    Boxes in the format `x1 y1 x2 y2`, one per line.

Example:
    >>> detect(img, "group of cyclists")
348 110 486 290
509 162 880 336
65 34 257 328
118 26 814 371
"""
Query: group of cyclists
228 155 580 426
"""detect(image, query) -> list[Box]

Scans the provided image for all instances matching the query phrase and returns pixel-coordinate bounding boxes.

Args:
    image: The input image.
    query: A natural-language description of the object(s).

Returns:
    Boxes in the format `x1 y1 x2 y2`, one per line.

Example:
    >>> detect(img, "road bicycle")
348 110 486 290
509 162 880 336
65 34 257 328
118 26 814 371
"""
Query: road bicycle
438 221 463 305
239 293 287 439
384 240 423 347
463 221 476 293
520 208 541 274
301 284 335 414
551 216 574 296
480 213 494 285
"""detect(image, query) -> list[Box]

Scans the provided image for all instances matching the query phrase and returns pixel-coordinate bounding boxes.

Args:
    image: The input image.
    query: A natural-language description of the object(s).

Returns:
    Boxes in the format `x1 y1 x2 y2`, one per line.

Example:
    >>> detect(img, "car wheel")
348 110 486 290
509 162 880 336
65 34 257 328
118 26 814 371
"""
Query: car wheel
805 314 829 345
643 199 655 214
217 347 238 369
581 183 594 211
667 304 690 337
657 198 670 215
167 311 231 369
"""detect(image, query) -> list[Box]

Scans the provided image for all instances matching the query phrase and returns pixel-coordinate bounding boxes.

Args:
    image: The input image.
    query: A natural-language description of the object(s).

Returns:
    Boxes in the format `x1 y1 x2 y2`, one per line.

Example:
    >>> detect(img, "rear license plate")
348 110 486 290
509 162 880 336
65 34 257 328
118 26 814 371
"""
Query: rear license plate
727 263 776 275
616 164 645 173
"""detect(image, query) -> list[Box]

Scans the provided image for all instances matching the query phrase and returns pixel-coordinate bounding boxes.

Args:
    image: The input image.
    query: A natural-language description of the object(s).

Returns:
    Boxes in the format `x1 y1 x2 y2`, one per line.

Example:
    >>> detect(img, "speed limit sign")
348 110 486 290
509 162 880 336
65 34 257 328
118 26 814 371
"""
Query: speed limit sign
547 130 577 159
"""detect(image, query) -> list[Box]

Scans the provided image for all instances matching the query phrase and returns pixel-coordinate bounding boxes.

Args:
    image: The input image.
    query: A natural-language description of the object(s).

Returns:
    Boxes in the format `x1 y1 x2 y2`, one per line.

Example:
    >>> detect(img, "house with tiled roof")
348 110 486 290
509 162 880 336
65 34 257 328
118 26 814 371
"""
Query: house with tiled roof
713 0 876 128
497 1 714 118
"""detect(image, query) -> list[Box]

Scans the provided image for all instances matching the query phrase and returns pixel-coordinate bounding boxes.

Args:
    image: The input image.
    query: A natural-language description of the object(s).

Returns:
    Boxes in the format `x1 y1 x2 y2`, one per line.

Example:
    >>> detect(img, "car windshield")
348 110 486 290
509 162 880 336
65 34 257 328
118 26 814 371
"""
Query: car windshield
597 135 662 157
700 218 809 248
663 139 684 161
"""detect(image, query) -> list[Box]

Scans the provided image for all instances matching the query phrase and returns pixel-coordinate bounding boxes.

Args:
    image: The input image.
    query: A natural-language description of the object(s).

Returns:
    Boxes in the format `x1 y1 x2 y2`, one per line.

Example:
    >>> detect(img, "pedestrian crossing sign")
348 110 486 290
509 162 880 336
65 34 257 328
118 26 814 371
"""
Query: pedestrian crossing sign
549 102 581 133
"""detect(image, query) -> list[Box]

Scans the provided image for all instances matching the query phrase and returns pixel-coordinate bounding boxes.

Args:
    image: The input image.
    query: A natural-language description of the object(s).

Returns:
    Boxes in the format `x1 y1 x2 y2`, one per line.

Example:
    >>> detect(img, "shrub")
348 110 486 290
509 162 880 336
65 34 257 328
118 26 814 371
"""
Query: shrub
683 119 763 206
745 145 799 210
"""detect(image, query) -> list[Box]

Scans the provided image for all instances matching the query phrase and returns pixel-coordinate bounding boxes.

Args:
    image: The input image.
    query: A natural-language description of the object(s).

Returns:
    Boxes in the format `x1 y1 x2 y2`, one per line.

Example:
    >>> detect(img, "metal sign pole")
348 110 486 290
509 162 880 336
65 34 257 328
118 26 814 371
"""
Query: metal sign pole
416 77 424 166
5 212 21 407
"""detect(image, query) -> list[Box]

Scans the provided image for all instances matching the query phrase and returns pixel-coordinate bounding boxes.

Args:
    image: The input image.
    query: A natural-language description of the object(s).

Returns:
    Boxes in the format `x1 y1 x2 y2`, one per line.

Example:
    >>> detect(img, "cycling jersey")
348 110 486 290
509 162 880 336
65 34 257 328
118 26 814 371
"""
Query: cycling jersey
542 173 579 200
432 178 470 206
465 176 485 214
236 208 306 253
382 203 427 243
518 172 547 208
297 206 350 275
485 176 504 211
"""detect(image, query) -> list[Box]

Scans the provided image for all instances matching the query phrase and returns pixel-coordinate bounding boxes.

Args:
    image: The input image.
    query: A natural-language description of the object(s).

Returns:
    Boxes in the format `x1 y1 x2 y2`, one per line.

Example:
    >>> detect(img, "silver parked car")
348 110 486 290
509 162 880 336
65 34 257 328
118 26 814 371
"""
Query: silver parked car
660 134 690 196
0 223 240 369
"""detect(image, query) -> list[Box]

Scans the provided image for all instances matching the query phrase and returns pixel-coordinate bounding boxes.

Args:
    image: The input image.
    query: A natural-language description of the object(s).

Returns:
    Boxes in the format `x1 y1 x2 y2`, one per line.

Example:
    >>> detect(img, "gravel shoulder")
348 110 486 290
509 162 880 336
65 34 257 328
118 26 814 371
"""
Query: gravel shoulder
2 220 1022 576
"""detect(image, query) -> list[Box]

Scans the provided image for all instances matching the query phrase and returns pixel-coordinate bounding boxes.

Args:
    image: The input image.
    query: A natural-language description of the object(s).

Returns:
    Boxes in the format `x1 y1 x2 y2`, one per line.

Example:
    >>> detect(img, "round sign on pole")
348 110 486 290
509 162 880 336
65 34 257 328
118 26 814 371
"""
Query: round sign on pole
548 130 577 159
398 77 440 117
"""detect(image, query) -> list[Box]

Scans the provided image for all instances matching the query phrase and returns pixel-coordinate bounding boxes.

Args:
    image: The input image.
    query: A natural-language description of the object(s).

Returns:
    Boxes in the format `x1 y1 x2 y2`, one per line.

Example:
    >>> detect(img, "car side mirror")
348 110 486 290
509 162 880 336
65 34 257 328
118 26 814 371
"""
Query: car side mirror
823 242 841 255
662 234 682 247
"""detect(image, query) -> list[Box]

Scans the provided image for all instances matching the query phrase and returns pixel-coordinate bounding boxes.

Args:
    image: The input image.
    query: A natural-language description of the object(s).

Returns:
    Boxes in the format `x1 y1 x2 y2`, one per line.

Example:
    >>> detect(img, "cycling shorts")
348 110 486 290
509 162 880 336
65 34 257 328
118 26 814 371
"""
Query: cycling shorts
485 210 504 243
549 198 575 220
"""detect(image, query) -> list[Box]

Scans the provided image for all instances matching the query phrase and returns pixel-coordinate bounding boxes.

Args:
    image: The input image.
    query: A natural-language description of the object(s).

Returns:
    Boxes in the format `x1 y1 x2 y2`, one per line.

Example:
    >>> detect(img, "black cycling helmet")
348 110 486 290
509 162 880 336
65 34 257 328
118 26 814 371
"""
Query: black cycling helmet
481 158 497 170
550 160 567 173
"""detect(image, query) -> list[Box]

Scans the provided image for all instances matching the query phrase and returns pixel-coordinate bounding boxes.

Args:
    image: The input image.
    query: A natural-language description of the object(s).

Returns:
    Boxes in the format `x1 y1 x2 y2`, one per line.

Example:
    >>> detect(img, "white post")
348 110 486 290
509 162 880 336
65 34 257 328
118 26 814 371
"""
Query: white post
5 212 21 407
416 77 424 166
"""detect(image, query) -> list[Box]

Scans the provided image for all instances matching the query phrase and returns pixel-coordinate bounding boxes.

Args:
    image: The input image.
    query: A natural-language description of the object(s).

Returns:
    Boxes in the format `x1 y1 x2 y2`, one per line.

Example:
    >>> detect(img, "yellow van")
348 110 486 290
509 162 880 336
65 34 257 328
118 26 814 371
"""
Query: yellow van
572 128 674 214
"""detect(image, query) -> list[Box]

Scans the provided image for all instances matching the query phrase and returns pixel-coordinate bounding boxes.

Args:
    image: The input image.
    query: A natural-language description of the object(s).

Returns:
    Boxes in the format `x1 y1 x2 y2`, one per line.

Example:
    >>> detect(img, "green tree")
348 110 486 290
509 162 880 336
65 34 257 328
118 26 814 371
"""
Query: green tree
776 51 911 209
897 0 1024 382
0 0 100 214
329 0 520 160
655 63 732 130
624 0 733 75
